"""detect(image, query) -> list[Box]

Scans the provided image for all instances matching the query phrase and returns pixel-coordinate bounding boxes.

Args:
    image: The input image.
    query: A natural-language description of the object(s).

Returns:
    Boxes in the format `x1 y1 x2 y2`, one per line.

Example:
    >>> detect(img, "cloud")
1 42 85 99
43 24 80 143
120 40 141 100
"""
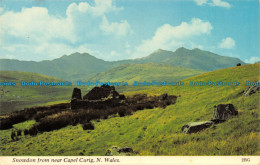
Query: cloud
211 0 231 8
245 56 260 64
132 18 213 58
194 0 231 8
0 7 3 13
219 37 235 49
0 1 131 61
100 17 131 36
0 54 15 59
194 0 208 6
66 0 122 17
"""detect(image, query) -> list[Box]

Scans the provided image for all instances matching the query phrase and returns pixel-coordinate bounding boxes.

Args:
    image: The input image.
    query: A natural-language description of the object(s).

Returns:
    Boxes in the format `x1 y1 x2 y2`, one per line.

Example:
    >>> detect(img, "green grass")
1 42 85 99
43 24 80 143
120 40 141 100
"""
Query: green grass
0 64 259 156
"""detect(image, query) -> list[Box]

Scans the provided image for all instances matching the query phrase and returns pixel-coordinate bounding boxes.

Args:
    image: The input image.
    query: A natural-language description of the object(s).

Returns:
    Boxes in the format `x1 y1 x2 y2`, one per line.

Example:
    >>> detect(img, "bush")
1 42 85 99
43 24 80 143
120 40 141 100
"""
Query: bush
17 129 22 136
24 129 29 136
82 123 94 130
118 109 125 117
29 126 38 136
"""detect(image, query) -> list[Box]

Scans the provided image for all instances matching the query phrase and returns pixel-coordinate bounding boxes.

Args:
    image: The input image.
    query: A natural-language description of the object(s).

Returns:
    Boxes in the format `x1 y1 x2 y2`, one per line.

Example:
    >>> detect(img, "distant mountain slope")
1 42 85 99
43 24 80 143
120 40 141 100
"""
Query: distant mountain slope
0 53 117 82
0 47 246 81
89 63 205 83
120 47 246 71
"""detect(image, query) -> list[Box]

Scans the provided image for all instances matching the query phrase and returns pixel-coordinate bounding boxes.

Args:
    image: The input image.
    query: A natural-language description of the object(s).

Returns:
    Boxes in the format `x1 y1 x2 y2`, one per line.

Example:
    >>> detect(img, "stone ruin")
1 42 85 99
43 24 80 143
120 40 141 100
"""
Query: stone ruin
71 85 125 110
70 85 177 110
83 85 123 100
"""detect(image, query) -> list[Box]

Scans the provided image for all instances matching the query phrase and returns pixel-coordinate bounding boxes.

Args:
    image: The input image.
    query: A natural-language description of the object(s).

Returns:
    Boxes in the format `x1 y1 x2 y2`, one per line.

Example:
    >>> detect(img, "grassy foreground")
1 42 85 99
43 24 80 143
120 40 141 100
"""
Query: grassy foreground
0 64 259 156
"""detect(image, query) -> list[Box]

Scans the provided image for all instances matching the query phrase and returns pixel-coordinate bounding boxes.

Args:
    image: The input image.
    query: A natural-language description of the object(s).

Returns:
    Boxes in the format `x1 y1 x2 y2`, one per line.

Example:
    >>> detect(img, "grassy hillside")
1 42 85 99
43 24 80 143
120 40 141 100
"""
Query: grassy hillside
89 63 205 84
0 71 90 114
0 64 259 156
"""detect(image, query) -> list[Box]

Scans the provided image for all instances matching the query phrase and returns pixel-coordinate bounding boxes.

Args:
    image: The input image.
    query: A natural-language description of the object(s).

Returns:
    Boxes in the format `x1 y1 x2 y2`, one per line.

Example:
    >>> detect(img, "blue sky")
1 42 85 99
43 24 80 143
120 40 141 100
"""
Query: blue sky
0 0 259 63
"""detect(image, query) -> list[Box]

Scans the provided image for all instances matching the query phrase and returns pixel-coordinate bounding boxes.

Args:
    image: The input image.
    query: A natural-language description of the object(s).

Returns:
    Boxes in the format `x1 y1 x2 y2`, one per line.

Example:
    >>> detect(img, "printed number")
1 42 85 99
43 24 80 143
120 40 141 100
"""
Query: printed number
242 158 250 162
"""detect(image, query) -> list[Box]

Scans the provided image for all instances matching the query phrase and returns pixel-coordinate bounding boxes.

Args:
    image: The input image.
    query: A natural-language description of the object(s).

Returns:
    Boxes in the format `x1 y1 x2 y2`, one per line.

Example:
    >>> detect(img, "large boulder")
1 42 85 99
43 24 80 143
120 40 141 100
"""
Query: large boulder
72 88 82 100
182 121 214 134
243 86 260 97
212 104 238 121
105 146 136 156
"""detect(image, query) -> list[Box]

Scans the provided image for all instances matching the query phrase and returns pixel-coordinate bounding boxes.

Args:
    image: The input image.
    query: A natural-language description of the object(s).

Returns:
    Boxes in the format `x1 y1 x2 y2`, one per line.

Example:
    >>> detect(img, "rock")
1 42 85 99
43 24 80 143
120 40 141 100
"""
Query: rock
105 146 135 156
236 63 241 66
212 104 238 121
182 121 214 134
72 88 82 100
118 147 134 154
243 86 260 97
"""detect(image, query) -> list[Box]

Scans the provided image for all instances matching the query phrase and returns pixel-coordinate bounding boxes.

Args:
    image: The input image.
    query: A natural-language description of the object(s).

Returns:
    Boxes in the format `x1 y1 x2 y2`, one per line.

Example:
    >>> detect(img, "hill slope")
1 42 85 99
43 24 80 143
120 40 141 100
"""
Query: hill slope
89 63 205 83
0 64 259 156
0 48 246 81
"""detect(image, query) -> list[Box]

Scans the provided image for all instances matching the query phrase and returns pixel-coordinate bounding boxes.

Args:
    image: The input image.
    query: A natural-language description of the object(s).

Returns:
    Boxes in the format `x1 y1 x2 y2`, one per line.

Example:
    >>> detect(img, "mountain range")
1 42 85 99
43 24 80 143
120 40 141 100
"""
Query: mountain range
0 47 245 81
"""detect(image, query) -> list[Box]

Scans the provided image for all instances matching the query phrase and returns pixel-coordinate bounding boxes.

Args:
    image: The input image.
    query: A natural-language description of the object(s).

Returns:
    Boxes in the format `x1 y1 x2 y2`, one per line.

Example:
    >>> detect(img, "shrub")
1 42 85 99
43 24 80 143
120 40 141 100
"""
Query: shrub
24 129 29 136
82 123 94 130
17 129 22 136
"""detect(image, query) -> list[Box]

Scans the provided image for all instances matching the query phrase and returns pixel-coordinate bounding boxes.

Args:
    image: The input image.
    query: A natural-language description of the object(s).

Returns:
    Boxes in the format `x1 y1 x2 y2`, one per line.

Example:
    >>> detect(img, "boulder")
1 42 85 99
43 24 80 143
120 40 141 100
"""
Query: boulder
212 104 238 121
118 147 134 154
105 146 135 156
236 63 241 66
182 121 214 134
243 86 260 97
72 88 82 100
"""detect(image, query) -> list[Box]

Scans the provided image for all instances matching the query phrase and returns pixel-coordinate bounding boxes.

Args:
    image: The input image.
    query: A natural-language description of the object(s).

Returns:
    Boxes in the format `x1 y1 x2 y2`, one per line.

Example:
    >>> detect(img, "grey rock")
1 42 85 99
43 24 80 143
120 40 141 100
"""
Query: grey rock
213 104 238 121
182 121 214 134
243 86 260 97
105 146 135 156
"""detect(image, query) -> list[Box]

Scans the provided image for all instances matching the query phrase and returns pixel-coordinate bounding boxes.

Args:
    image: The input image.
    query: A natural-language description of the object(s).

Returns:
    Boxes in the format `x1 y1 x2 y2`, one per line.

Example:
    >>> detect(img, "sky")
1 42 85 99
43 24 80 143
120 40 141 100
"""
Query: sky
0 0 259 63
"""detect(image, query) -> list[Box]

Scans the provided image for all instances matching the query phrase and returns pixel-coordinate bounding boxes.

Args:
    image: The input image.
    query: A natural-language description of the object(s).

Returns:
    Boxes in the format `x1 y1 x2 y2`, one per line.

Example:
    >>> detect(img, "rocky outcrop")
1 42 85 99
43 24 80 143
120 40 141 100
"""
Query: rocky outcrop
243 86 260 97
106 146 136 156
182 121 214 134
212 104 238 121
182 104 238 134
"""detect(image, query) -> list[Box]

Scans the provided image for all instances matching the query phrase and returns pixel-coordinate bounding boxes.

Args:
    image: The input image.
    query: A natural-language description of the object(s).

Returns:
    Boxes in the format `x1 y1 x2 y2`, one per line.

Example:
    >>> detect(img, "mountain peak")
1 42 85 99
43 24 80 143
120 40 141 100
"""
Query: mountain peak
154 49 167 53
58 52 98 60
175 47 190 52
